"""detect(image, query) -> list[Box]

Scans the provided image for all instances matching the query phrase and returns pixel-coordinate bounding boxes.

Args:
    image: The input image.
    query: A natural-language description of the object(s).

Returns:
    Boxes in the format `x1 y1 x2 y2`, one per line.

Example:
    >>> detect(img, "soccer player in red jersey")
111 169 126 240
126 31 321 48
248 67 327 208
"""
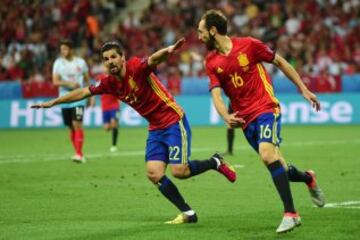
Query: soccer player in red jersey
198 10 325 233
98 81 121 152
31 38 237 224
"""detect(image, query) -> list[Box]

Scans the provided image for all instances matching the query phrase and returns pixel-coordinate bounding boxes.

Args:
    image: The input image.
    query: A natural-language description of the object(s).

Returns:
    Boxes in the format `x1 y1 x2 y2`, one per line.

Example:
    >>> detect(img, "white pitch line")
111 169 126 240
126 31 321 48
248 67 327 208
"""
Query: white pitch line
324 201 360 208
0 147 218 164
233 164 245 168
0 139 359 164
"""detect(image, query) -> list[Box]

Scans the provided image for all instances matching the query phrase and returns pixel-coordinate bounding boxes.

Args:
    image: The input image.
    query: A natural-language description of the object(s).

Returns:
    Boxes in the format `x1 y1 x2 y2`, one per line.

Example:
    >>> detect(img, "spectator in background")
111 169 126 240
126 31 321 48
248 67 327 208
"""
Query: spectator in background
315 68 341 93
0 54 10 81
0 0 360 94
86 9 100 51
166 67 181 96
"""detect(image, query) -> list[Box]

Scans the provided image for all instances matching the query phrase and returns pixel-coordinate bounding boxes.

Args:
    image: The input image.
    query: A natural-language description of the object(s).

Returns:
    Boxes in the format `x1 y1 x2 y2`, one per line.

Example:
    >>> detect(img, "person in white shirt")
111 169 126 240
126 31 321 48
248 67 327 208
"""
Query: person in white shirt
52 39 91 163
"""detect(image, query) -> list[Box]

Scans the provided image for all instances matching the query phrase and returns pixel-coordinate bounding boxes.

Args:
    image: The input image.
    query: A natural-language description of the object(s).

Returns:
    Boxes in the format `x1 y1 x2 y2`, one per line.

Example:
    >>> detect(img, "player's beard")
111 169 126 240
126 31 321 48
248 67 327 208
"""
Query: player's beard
205 34 216 51
109 64 120 75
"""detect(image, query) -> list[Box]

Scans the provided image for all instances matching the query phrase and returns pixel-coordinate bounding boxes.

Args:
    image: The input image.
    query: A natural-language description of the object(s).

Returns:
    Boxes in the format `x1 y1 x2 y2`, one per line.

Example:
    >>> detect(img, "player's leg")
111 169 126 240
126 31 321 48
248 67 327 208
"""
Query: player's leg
103 122 111 131
276 148 325 207
109 110 119 152
259 142 297 214
225 103 235 155
145 129 196 224
61 108 77 156
103 110 116 152
102 110 111 132
167 116 236 182
245 113 300 233
71 106 85 163
276 149 310 183
226 128 235 155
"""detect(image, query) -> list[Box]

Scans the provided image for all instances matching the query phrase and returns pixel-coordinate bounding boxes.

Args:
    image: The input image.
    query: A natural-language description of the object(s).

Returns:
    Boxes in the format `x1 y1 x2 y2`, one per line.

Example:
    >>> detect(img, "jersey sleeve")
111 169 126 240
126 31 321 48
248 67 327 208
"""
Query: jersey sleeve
128 57 156 75
52 59 61 75
89 76 110 95
250 38 275 63
205 60 221 91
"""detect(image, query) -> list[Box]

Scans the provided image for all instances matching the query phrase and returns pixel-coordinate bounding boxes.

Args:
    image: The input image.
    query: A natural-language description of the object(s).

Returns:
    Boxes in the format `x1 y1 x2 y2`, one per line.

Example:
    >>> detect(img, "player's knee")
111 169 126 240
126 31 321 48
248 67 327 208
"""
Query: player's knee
259 148 276 165
147 171 163 183
110 120 118 129
72 122 82 130
171 166 189 179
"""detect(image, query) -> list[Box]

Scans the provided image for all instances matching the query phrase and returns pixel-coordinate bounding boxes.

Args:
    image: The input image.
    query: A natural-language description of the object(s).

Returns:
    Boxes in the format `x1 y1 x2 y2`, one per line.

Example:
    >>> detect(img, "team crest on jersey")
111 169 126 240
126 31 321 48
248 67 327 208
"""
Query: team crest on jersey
237 53 250 72
128 76 139 92
216 67 223 74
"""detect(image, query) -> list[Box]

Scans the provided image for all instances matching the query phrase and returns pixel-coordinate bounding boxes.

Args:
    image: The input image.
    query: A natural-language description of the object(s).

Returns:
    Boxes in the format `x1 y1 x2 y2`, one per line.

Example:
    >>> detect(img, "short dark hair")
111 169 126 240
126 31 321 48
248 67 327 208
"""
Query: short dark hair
101 41 124 55
201 10 228 35
59 39 73 49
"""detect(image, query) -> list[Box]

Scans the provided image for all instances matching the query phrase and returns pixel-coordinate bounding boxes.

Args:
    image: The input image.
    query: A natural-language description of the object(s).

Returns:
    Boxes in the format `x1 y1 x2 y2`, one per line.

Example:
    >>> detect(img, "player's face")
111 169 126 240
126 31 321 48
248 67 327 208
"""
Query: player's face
102 49 125 75
197 20 216 50
60 45 72 58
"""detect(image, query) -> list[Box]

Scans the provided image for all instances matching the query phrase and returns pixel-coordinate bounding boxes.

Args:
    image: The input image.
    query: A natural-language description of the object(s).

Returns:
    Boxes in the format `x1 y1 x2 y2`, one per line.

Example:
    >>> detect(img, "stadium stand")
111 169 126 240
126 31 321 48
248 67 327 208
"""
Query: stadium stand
0 0 359 96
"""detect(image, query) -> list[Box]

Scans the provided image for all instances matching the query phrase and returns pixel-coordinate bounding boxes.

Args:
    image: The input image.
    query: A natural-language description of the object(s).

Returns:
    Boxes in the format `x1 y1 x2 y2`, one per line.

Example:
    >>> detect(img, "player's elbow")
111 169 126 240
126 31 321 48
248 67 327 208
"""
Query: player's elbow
273 54 288 69
147 58 158 67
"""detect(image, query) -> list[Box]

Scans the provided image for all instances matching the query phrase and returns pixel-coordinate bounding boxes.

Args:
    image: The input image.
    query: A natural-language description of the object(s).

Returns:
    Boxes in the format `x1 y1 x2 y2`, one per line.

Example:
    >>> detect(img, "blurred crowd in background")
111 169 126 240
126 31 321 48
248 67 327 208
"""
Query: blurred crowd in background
1 0 360 95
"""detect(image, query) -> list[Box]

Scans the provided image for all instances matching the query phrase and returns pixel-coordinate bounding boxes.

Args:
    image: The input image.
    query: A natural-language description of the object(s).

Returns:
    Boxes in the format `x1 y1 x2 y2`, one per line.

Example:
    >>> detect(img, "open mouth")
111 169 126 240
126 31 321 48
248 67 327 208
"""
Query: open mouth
110 66 118 72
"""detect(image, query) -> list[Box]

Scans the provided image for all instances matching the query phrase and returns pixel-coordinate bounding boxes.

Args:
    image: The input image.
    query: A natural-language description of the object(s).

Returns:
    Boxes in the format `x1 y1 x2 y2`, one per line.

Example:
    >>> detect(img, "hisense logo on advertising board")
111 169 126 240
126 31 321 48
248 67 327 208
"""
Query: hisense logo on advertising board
210 101 353 125
9 101 143 128
2 97 357 128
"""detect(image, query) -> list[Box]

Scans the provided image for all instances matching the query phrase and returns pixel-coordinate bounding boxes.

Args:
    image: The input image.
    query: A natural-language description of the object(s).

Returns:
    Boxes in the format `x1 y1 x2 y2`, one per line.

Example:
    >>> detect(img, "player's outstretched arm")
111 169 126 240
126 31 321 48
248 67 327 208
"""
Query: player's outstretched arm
211 88 245 128
272 54 321 111
31 87 92 108
148 38 186 66
52 73 80 90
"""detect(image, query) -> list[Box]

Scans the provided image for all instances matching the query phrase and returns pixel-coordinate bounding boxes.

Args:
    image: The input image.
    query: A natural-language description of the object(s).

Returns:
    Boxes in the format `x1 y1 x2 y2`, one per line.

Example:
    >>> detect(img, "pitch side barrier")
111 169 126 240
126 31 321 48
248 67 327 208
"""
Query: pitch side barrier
0 93 359 128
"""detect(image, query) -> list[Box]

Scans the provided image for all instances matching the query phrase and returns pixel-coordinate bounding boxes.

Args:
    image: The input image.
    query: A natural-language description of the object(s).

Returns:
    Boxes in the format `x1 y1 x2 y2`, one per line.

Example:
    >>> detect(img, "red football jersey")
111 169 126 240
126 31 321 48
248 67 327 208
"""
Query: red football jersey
101 94 120 111
206 37 280 129
89 57 184 130
95 74 121 111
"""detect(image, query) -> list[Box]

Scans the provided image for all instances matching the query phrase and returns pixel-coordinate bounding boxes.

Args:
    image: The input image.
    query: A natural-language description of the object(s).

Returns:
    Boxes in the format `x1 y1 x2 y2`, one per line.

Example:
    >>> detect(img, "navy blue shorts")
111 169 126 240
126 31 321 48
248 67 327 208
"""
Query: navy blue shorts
243 112 282 153
145 115 191 164
102 109 119 124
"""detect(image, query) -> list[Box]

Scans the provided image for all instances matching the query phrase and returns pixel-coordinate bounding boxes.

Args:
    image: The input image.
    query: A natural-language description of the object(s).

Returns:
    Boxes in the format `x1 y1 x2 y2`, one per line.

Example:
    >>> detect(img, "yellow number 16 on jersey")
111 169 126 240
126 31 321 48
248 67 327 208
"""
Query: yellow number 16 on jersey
230 72 244 88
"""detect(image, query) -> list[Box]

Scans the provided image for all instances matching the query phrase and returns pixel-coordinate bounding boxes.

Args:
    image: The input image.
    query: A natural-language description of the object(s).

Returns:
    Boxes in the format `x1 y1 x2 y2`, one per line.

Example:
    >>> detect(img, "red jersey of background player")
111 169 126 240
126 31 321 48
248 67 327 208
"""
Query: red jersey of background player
206 37 280 129
100 94 120 111
96 74 121 111
89 57 184 130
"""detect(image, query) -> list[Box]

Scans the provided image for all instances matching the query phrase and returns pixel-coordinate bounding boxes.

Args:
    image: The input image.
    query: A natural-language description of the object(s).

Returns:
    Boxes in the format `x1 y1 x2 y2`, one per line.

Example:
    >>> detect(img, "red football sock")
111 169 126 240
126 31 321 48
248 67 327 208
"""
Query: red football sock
70 130 76 150
74 129 84 156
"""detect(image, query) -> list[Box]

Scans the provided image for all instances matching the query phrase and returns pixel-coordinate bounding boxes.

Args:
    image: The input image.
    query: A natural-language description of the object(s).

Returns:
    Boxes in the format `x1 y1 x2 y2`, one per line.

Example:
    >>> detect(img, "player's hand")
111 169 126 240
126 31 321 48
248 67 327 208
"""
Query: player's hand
301 88 321 111
225 111 246 128
168 38 186 54
31 100 55 109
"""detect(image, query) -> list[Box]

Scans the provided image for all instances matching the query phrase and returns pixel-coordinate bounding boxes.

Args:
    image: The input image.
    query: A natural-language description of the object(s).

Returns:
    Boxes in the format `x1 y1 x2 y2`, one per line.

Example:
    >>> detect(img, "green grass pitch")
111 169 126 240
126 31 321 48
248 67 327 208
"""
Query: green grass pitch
0 125 359 239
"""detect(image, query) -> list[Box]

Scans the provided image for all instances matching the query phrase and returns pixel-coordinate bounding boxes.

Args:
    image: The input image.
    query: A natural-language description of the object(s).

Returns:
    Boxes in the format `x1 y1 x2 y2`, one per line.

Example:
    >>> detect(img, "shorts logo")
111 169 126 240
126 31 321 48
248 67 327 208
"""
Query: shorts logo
237 53 250 72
